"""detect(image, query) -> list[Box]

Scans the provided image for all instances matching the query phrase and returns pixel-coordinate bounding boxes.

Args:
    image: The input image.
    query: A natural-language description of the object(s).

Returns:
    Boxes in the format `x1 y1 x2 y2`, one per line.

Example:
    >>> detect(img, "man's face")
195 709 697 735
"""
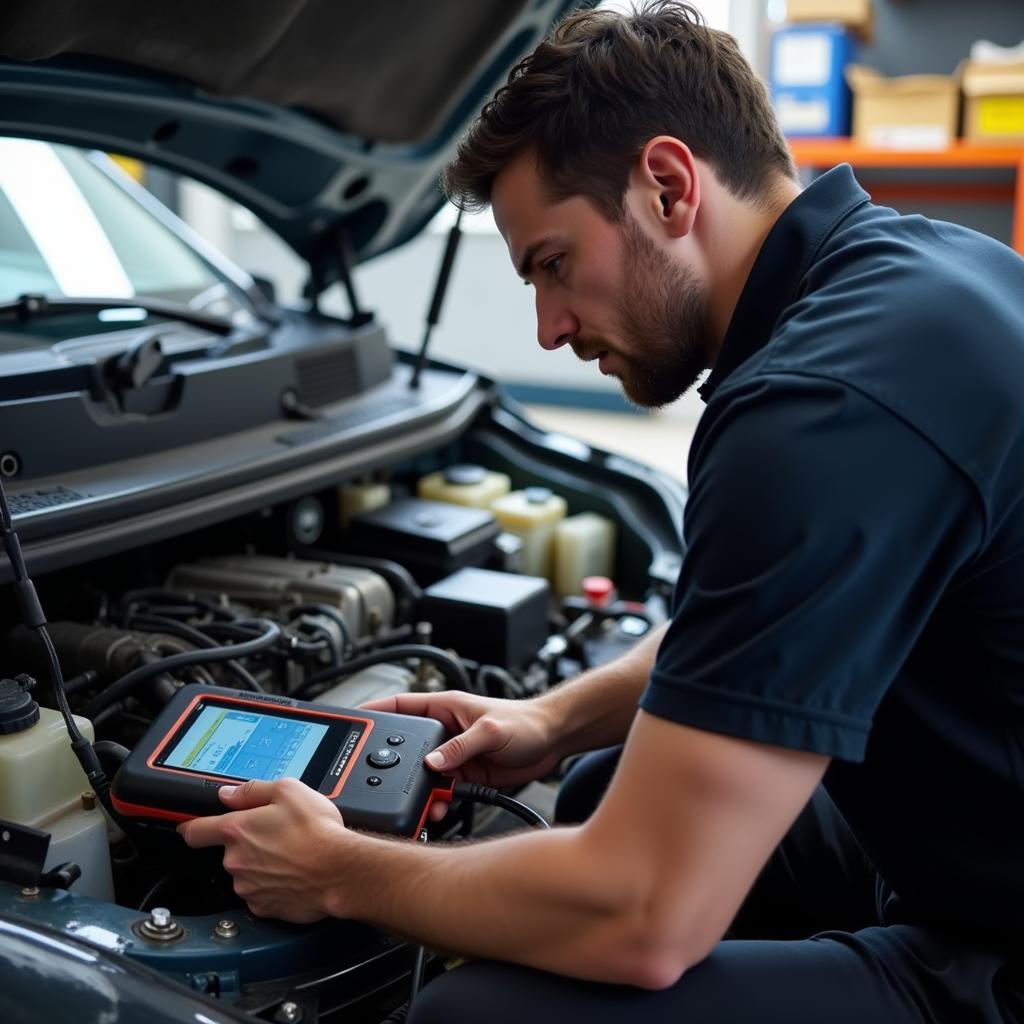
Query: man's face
491 153 713 408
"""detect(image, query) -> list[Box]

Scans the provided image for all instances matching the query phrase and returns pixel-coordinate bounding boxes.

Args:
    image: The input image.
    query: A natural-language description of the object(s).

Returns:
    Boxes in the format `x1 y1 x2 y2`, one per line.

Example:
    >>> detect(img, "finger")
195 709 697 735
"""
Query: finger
361 693 475 735
178 814 231 848
428 800 450 823
359 692 444 715
425 717 504 773
218 779 279 810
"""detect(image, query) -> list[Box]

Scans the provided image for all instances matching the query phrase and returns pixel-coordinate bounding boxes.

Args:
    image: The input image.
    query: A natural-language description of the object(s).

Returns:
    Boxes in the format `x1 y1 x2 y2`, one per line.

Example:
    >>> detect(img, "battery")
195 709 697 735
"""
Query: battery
345 498 500 584
420 567 549 669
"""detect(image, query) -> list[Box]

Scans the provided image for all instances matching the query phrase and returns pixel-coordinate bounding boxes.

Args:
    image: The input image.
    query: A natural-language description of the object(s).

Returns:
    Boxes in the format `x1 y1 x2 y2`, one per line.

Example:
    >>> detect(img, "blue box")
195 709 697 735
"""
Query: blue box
770 23 855 137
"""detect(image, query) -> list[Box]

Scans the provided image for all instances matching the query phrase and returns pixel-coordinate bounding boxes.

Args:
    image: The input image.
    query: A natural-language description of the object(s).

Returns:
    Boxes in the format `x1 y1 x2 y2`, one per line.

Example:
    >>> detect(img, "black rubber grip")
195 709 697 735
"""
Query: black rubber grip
13 579 46 628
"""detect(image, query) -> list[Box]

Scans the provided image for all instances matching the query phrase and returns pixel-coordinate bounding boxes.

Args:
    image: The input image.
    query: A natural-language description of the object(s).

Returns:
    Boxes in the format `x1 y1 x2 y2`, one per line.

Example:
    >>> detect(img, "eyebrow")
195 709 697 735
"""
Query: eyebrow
517 236 557 280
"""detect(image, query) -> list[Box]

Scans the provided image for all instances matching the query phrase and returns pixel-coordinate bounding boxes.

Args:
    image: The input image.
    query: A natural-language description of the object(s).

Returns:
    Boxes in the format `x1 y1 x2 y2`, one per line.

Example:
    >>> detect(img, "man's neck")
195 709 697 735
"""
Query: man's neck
703 177 803 364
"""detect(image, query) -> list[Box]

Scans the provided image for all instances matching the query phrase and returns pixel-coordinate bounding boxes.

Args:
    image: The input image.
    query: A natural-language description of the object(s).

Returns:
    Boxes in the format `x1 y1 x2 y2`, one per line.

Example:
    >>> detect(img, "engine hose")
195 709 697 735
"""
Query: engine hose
126 614 263 691
82 620 280 718
299 644 470 696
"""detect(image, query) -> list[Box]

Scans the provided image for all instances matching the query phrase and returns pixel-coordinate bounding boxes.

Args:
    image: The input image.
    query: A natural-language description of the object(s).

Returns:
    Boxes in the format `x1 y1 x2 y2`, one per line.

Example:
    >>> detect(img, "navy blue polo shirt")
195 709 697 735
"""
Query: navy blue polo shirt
640 165 1024 939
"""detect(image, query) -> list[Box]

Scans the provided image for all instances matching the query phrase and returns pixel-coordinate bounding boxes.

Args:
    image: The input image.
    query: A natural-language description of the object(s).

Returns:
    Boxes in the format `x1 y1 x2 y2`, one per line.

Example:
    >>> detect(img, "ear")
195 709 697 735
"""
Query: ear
632 136 700 239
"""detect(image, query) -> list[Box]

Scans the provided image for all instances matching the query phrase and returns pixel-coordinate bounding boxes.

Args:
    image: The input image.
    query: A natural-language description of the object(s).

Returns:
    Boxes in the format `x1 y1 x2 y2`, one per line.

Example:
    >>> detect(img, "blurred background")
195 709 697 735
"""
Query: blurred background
129 0 1024 484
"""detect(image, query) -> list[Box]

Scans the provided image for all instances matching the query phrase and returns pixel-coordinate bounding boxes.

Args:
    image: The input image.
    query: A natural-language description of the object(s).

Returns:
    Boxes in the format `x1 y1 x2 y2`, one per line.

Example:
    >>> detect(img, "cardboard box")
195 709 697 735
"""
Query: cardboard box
786 0 873 41
772 24 855 137
846 64 960 149
962 62 1024 144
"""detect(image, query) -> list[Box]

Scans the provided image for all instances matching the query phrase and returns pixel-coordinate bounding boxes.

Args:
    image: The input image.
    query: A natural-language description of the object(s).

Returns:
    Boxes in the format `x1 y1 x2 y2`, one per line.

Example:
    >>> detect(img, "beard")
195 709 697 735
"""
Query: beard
606 213 714 409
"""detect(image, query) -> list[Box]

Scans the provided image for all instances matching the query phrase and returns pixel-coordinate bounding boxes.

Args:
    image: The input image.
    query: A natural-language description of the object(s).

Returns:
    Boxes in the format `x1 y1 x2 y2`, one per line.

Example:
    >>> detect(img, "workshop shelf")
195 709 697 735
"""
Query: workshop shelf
789 138 1024 255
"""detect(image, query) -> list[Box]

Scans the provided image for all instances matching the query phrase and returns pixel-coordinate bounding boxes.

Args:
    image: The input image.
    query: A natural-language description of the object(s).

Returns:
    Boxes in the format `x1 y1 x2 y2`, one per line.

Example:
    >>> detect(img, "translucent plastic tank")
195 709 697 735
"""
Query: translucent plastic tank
418 464 511 509
553 512 616 597
491 487 568 579
339 481 391 528
0 707 114 901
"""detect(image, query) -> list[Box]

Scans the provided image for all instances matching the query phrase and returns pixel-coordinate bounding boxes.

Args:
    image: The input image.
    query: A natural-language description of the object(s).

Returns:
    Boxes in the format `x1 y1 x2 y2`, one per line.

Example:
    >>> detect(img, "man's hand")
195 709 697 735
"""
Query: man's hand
361 691 562 820
177 778 347 923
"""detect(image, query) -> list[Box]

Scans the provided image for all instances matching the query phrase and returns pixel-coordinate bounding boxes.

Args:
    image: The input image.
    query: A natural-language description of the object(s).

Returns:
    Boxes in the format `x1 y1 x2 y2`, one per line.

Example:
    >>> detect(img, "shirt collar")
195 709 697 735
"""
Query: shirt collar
698 164 871 402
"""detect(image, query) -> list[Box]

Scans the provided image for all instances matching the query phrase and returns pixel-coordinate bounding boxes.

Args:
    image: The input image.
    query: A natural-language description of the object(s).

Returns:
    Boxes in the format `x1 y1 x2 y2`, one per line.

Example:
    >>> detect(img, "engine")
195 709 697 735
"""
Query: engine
0 466 662 1022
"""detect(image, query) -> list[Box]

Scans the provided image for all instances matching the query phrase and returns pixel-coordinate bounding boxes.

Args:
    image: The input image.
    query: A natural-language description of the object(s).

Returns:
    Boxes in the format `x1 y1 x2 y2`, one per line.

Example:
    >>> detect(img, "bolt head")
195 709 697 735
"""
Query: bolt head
275 1001 303 1024
150 907 171 928
214 919 240 939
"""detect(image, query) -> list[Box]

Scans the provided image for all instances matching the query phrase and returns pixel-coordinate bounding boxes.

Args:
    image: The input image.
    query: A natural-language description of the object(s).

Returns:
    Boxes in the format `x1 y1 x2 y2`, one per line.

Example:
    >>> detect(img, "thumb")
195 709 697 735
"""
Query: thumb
218 778 277 809
425 718 502 772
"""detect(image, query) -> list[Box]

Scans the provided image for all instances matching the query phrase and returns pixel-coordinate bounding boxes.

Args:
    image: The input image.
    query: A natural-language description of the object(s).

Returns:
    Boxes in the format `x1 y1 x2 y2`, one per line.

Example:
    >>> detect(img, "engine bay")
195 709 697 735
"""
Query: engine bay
0 438 678 1022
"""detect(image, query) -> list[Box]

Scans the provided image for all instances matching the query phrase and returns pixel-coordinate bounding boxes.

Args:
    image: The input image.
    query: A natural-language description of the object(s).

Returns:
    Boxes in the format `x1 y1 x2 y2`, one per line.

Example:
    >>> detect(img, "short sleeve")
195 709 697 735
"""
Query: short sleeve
641 373 982 761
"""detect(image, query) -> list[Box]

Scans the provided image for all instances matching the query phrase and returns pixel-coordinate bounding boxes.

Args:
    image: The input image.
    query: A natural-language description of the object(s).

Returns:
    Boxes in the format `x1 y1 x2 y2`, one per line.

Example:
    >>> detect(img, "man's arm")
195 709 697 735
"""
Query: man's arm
531 620 669 758
181 707 827 989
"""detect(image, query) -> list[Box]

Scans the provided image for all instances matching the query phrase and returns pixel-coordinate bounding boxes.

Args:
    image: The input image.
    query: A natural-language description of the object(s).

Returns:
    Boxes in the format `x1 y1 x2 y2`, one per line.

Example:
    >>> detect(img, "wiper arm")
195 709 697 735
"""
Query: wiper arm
0 293 233 335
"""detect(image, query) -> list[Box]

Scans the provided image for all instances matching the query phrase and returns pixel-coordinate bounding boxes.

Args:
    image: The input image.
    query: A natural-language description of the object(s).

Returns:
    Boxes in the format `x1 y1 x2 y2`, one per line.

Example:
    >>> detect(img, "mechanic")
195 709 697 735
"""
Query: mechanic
180 3 1024 1021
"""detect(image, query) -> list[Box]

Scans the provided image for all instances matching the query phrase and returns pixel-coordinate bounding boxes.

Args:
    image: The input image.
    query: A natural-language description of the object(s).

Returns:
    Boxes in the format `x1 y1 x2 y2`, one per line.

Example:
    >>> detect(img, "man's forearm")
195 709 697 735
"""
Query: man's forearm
328 824 659 986
534 622 667 758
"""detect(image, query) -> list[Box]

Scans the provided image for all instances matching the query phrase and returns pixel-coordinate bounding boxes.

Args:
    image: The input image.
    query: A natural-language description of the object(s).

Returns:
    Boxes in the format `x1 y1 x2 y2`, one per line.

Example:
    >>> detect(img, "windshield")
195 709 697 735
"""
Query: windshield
0 138 249 335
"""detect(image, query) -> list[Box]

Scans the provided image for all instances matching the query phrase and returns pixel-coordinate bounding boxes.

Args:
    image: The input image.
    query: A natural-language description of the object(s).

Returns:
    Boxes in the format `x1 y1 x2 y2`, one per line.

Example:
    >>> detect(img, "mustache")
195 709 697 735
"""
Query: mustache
570 339 608 362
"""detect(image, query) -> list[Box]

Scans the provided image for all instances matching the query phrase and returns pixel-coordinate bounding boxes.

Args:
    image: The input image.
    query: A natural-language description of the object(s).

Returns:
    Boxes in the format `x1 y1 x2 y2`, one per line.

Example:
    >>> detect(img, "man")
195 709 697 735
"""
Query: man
181 3 1024 1021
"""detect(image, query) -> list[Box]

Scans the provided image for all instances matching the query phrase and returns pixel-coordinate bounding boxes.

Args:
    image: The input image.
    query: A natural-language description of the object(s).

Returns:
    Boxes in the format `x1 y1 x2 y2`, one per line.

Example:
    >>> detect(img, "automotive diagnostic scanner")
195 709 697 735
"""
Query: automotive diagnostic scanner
111 686 453 838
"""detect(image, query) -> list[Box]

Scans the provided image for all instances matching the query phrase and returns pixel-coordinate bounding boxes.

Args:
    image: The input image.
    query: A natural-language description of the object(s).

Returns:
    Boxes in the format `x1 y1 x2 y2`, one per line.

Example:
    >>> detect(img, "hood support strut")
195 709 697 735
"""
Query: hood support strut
306 224 374 329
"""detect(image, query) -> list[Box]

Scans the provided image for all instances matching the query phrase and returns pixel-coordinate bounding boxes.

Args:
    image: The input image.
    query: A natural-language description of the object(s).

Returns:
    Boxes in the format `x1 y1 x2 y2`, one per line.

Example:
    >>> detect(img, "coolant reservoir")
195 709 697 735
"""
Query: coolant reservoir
339 481 391 529
418 465 511 509
491 487 568 579
0 679 114 901
553 512 617 597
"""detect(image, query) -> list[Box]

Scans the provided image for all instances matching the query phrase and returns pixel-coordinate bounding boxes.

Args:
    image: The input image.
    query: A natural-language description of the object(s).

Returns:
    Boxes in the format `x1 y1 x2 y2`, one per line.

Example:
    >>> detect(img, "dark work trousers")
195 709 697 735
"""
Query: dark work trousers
409 746 1024 1024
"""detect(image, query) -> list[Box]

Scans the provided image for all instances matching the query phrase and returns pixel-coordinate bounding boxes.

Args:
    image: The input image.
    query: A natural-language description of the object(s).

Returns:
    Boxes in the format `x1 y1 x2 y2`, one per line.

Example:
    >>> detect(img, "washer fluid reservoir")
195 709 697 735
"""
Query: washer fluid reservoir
0 676 114 900
491 487 568 579
418 464 511 508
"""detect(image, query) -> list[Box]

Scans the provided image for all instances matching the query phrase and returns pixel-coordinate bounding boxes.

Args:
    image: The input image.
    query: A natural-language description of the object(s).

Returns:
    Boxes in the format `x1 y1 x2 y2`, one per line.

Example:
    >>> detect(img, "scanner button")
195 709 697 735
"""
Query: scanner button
387 735 404 746
367 748 401 769
367 776 382 787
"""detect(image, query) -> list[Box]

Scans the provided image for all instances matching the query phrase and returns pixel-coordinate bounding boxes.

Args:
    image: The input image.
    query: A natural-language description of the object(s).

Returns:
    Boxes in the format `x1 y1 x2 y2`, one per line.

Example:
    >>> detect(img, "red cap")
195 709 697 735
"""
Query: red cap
582 576 615 607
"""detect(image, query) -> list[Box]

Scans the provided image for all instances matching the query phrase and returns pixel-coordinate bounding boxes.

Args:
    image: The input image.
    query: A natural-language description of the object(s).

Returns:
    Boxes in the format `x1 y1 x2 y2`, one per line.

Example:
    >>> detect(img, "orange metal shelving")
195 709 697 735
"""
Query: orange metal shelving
788 138 1024 255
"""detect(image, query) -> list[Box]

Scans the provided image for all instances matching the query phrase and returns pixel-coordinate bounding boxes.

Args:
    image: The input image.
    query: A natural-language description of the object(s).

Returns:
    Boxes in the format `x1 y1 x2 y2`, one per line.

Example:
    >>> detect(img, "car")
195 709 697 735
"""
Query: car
0 3 686 1022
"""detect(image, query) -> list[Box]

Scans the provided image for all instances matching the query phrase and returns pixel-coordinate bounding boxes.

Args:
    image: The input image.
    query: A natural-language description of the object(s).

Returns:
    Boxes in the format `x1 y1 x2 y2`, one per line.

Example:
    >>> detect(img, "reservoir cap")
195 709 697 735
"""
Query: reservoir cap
0 674 40 734
443 464 487 486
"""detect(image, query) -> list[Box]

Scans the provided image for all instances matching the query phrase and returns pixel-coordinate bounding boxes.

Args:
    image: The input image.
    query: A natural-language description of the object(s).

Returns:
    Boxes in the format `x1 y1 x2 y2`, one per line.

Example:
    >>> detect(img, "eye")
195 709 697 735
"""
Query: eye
542 255 563 278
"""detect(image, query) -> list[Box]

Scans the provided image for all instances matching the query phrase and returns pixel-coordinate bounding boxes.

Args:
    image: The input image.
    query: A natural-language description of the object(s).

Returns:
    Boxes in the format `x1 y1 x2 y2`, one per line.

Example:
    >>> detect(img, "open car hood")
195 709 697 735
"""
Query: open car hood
0 0 589 286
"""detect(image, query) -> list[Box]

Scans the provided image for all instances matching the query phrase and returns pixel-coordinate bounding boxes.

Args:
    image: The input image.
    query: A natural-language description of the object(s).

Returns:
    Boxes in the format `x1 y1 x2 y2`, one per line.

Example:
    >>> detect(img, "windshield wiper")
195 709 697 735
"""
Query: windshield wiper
0 293 233 335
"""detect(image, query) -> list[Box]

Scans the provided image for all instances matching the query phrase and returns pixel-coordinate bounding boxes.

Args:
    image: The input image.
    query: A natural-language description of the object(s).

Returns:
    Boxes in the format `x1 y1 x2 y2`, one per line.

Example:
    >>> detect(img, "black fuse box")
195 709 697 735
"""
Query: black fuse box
420 567 549 669
347 498 500 584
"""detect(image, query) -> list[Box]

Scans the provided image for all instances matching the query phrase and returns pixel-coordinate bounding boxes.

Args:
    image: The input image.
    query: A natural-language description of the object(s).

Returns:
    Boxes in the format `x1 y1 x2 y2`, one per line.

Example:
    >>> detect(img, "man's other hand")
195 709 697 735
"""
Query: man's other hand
360 691 563 822
178 778 346 923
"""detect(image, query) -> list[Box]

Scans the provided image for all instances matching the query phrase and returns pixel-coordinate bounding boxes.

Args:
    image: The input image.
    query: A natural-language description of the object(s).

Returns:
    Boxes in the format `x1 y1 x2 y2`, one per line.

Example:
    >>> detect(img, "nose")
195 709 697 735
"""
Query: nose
535 289 579 352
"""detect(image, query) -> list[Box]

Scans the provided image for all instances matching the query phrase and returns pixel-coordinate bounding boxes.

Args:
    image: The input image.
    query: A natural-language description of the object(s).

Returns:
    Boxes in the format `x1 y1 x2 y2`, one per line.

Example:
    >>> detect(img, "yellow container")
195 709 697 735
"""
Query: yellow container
418 465 511 509
553 513 616 597
339 481 391 528
491 487 567 578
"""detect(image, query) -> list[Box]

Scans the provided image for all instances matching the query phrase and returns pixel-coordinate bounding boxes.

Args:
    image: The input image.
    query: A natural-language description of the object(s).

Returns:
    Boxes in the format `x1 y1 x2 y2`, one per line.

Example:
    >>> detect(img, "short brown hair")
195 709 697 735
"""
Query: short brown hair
442 0 796 218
